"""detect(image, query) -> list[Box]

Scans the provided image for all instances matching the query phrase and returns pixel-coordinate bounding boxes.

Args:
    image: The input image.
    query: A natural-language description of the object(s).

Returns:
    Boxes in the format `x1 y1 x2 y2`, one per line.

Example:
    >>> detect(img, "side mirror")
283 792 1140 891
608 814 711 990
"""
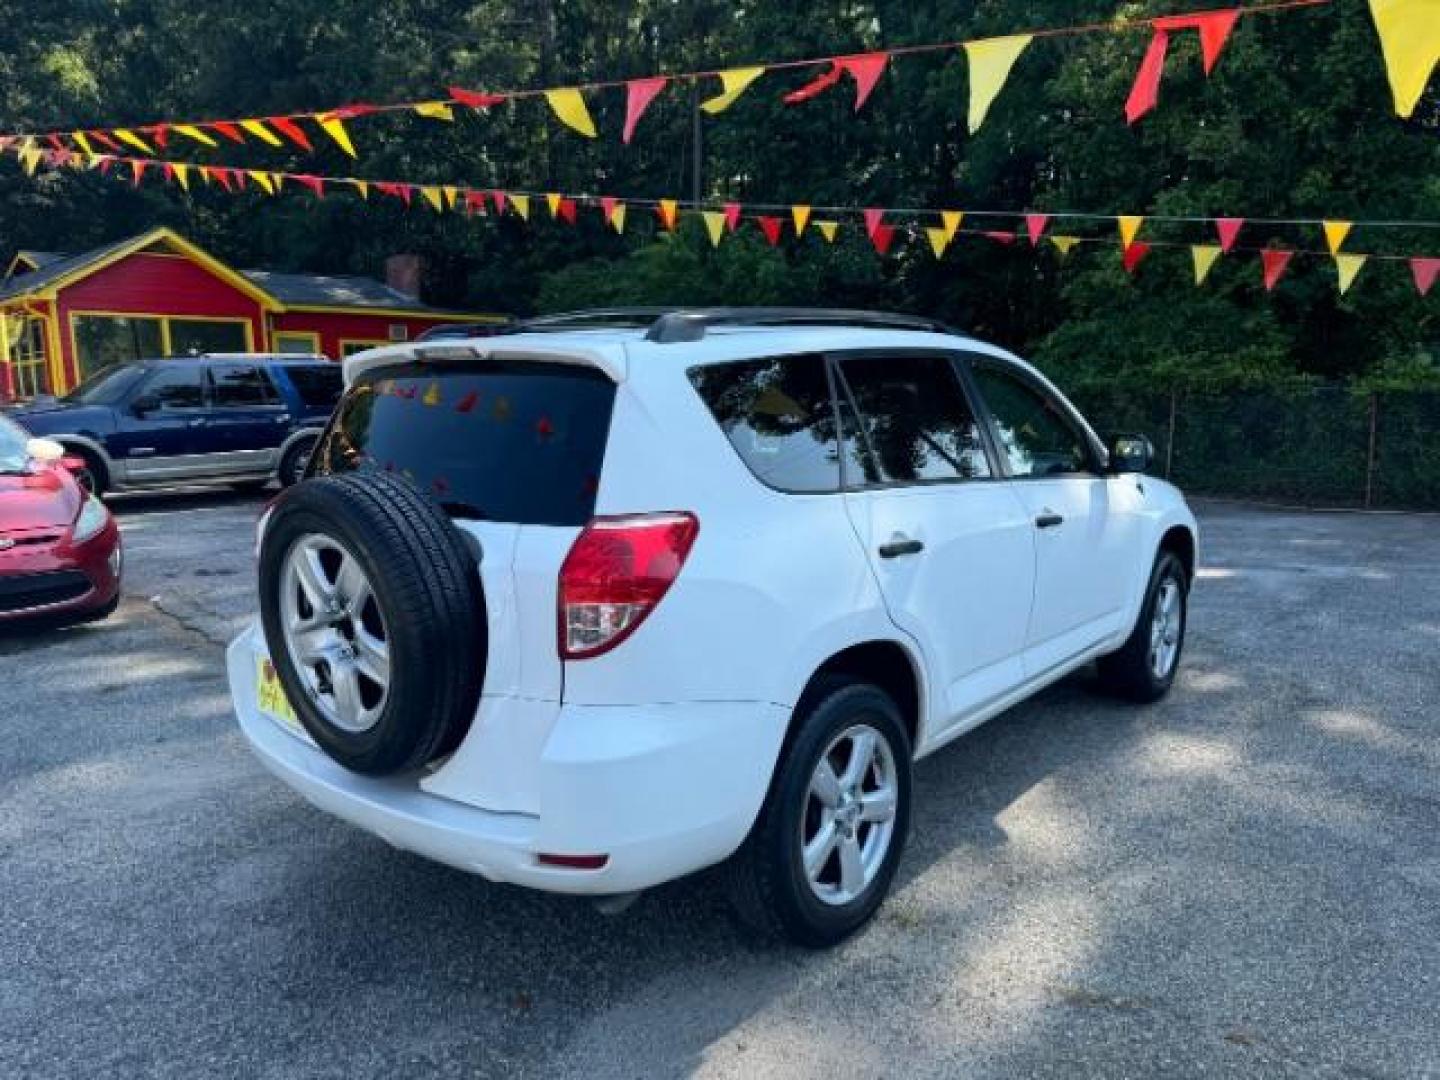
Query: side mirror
25 437 65 464
130 394 159 417
1109 433 1154 474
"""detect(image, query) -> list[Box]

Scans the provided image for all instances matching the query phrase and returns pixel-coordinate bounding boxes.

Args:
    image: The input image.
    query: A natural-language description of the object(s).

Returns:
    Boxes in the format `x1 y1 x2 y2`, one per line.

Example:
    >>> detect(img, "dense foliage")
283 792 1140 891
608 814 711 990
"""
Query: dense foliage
2 0 1436 392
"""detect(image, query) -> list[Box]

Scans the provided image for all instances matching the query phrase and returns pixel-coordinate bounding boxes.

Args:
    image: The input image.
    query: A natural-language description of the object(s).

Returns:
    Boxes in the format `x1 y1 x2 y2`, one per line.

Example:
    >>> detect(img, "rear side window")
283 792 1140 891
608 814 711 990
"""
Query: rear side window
282 364 344 411
687 354 840 492
313 360 615 526
210 364 279 407
835 353 992 484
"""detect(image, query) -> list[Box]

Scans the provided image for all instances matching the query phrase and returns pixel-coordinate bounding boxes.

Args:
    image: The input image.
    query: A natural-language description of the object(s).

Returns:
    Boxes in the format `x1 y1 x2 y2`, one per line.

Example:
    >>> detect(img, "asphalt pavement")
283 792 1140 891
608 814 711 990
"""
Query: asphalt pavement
2 492 1437 1079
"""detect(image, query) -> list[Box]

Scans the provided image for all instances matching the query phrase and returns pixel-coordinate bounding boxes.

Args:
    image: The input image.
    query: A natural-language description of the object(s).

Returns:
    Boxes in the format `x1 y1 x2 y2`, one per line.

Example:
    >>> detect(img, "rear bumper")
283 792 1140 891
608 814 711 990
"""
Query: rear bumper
227 624 788 894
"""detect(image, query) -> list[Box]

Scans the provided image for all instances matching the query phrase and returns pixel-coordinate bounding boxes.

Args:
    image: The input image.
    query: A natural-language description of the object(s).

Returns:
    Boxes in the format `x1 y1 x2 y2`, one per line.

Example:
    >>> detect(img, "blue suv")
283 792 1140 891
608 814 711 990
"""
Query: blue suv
7 355 343 496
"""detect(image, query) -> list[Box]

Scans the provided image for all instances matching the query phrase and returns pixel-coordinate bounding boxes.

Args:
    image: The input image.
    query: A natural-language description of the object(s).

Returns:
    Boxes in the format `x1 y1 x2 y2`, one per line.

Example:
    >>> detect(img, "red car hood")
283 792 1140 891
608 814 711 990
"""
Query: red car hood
0 467 82 532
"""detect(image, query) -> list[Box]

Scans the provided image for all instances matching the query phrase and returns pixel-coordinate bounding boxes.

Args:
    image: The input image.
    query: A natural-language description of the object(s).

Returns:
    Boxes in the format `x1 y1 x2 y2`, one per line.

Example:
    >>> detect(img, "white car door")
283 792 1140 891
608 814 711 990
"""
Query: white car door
835 351 1036 743
965 357 1144 678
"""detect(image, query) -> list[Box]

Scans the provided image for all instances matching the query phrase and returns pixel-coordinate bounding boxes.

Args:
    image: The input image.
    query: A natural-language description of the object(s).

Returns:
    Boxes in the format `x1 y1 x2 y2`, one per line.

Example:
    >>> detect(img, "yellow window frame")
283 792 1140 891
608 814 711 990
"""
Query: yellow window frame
67 311 255 379
339 338 391 358
274 330 323 356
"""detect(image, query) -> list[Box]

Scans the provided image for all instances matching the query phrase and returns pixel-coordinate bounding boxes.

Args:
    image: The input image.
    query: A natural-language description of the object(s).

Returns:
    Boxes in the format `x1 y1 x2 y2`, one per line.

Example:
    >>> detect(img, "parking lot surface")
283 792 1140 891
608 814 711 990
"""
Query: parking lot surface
2 493 1438 1079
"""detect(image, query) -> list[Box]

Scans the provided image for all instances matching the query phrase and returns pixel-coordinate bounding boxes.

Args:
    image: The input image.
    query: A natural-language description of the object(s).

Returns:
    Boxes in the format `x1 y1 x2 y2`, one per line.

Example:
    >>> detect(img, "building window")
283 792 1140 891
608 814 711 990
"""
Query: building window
4 315 51 399
340 340 390 358
275 331 323 356
73 315 164 381
167 318 249 356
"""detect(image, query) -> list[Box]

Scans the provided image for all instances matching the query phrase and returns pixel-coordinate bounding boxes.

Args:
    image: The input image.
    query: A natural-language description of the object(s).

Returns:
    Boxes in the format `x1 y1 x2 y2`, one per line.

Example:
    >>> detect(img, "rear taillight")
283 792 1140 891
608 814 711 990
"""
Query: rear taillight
558 512 699 660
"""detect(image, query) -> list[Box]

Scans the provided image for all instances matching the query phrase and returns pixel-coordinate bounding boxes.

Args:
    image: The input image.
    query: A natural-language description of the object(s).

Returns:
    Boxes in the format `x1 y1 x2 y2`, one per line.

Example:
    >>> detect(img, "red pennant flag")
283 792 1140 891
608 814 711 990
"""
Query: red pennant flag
1123 242 1151 273
984 230 1017 244
1126 10 1239 123
162 162 175 182
1410 257 1440 297
600 196 619 223
0 136 13 151
782 53 888 111
757 216 784 245
455 390 480 413
1261 249 1293 291
150 124 170 149
1024 213 1050 246
98 157 115 175
89 130 122 151
863 208 886 238
293 174 325 198
723 202 742 232
213 168 233 192
557 198 578 225
45 133 66 152
1215 217 1244 253
209 121 244 144
270 116 314 151
870 223 896 255
783 63 845 104
131 160 148 186
448 87 507 109
463 190 487 215
623 77 667 144
490 190 507 214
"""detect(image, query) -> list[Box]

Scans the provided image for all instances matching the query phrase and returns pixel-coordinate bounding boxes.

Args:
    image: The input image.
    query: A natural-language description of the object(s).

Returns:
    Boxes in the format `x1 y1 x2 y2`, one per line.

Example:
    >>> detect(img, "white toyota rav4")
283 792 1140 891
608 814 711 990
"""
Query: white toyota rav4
227 308 1197 947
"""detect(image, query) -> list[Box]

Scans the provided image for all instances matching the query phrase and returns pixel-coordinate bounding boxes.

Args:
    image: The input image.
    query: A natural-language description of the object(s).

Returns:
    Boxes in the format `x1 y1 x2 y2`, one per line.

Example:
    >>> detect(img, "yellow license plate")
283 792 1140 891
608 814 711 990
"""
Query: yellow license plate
256 656 305 737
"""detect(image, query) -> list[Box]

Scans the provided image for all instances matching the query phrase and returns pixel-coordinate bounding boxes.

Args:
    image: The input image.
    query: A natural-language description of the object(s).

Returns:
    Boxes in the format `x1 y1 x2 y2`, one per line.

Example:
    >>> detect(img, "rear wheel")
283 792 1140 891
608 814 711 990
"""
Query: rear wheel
1096 550 1189 702
67 447 106 497
725 679 911 948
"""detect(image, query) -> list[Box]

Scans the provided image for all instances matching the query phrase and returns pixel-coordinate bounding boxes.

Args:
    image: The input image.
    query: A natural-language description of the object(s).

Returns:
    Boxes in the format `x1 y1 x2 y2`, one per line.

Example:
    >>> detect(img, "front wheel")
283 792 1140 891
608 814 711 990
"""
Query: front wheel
277 435 317 488
1096 550 1189 702
725 679 912 948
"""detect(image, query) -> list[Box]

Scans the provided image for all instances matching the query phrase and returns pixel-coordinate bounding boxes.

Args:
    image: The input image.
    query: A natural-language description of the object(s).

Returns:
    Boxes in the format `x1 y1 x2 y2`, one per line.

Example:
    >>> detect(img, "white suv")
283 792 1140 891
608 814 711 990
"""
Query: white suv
226 308 1197 947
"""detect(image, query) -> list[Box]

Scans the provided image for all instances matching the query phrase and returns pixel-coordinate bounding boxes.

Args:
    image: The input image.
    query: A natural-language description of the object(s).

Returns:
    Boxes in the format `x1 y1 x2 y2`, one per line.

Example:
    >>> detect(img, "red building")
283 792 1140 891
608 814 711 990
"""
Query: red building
0 227 504 400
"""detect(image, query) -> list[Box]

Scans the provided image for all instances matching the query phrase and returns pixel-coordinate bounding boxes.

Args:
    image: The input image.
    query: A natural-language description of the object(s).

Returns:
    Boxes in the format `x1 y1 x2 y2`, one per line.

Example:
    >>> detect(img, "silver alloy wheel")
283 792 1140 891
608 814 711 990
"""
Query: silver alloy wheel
279 534 390 733
1149 575 1183 680
801 723 899 907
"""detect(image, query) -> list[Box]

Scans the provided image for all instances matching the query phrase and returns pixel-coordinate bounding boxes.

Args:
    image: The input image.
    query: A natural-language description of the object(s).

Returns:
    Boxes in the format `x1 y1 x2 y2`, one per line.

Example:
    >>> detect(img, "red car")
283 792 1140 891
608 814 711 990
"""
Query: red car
0 413 121 626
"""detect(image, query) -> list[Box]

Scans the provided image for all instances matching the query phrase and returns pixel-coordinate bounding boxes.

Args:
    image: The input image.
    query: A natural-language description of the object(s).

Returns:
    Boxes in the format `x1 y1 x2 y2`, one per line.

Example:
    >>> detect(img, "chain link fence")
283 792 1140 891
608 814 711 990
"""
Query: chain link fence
1068 385 1440 511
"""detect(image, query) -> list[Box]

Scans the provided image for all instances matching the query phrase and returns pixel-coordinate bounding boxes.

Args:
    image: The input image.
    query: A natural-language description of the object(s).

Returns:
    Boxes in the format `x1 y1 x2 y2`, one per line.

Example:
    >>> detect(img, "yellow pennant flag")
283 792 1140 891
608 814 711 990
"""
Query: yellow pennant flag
925 227 951 259
1368 0 1440 118
702 210 727 247
172 163 190 191
421 186 444 212
72 131 94 155
1335 253 1367 294
240 119 283 146
443 186 459 209
414 102 455 121
350 179 369 199
545 88 598 138
510 193 531 220
658 198 680 230
248 170 276 195
317 114 357 157
423 381 442 406
817 220 840 243
962 35 1033 133
174 123 218 148
199 166 215 185
1118 215 1144 249
700 67 765 114
791 205 811 236
1050 235 1081 257
1191 244 1222 285
941 210 964 241
546 193 562 217
113 128 155 154
610 203 627 233
19 147 42 175
1322 220 1353 255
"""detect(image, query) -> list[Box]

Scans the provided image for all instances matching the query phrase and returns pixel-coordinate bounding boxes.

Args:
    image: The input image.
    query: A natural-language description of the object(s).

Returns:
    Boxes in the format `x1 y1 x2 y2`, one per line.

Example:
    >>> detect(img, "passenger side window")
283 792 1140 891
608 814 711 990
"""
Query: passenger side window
283 364 344 411
210 364 279 408
688 354 841 492
835 353 991 484
141 366 206 410
969 362 1093 478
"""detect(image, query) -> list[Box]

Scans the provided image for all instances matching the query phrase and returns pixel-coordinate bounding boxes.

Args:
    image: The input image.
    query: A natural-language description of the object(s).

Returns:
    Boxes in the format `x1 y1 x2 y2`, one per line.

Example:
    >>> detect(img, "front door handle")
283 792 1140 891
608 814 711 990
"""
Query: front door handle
878 537 924 559
188 419 208 428
1035 512 1064 529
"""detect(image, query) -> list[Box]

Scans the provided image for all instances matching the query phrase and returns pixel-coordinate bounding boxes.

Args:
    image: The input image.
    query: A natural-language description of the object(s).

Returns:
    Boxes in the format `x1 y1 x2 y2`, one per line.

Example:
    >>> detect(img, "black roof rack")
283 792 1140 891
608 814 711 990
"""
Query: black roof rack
499 307 959 343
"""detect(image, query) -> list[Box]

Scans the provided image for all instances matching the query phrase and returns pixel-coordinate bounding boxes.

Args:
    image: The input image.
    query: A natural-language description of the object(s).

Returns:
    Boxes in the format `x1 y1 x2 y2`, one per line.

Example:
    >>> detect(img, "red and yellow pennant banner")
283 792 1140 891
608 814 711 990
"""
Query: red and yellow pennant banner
8 0 1435 160
4 140 1437 298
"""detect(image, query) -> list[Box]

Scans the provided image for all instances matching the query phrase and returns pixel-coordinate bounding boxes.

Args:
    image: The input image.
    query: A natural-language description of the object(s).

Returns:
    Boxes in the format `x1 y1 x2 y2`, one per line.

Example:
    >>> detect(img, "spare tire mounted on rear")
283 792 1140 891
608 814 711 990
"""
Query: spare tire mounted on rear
258 472 487 776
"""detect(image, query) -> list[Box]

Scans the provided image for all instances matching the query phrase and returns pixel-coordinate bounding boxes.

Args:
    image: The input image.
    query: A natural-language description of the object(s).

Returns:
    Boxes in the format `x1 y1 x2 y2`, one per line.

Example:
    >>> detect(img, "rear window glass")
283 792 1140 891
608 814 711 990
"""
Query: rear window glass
283 364 344 411
688 354 840 492
313 360 615 526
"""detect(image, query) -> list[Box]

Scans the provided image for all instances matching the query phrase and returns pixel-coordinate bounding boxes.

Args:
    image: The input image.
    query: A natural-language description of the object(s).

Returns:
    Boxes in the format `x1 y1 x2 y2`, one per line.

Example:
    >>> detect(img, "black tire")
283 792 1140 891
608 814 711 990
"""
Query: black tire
66 446 106 497
1095 550 1189 703
258 472 486 775
277 435 317 488
724 678 912 948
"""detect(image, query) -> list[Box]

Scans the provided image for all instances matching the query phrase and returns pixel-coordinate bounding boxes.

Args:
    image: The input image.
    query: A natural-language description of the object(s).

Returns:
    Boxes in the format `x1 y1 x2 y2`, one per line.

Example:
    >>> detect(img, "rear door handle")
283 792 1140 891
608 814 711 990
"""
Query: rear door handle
1035 512 1064 529
878 538 924 559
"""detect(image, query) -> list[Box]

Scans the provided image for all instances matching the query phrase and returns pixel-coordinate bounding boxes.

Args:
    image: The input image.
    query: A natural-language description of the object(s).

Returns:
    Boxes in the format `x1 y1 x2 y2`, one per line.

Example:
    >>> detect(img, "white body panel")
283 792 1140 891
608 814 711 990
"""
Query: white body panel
230 324 1198 895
